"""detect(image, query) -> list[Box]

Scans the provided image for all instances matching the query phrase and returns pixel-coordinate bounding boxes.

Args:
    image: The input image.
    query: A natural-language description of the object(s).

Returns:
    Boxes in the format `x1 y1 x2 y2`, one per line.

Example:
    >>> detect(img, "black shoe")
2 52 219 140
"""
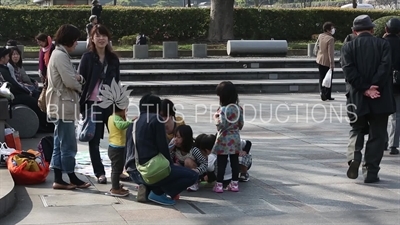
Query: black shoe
347 160 361 179
390 148 399 155
328 98 335 101
364 176 380 183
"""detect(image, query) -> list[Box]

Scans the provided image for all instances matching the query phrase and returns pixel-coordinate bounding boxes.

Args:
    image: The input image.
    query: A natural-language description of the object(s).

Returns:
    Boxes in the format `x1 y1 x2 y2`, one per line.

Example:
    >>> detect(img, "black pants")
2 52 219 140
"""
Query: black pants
217 154 239 182
84 102 110 177
108 146 125 190
347 114 388 177
318 64 332 99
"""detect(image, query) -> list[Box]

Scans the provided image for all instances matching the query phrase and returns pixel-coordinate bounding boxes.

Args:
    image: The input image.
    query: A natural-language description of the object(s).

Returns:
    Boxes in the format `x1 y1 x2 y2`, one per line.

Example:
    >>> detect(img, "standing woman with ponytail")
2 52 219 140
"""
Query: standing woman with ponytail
36 33 55 82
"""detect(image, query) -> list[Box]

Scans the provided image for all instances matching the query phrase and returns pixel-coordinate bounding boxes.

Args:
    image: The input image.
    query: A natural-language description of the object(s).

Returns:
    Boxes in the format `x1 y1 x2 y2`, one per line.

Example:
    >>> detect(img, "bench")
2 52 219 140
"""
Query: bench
6 104 39 139
226 40 288 57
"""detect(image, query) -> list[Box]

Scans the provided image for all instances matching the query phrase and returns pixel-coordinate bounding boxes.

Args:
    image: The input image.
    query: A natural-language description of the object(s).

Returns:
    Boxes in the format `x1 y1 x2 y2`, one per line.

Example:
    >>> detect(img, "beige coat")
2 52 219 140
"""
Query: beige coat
316 32 335 68
46 45 84 121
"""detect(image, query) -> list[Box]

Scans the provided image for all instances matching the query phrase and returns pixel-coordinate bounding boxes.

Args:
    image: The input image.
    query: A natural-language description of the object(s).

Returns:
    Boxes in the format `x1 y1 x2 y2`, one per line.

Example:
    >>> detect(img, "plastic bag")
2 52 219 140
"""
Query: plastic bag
0 142 16 167
7 150 49 185
5 128 22 150
322 69 332 88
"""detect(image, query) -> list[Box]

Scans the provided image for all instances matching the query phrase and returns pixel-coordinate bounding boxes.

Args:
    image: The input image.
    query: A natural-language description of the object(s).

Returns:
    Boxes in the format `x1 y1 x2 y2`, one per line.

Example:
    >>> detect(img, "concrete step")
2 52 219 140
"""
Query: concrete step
22 57 342 70
0 168 16 218
26 68 344 82
123 78 346 95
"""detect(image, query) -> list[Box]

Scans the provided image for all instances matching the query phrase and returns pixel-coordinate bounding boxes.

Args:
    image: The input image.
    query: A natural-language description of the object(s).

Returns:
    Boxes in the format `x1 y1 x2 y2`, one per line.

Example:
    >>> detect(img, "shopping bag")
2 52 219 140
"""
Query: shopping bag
0 142 16 167
322 69 332 88
76 108 96 142
5 128 22 150
7 150 50 185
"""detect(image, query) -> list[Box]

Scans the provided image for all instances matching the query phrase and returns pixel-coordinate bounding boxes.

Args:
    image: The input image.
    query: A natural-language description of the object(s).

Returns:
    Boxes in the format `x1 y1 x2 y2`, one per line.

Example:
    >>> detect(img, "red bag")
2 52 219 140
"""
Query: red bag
7 150 49 185
5 128 22 150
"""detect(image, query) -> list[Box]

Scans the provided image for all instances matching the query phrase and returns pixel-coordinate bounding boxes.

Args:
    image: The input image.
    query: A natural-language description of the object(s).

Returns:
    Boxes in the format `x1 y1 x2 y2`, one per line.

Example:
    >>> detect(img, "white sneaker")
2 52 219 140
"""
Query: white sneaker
187 183 199 192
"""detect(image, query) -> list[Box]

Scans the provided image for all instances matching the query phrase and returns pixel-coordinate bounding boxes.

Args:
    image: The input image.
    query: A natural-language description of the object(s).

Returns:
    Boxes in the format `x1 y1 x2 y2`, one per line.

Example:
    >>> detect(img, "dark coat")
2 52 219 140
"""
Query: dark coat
77 51 120 111
341 32 395 117
384 33 400 94
0 64 29 96
91 5 102 23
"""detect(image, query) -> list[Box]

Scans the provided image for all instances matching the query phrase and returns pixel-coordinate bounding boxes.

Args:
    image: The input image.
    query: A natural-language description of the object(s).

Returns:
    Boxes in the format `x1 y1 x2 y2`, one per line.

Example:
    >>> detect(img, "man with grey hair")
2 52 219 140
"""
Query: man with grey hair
86 15 98 49
341 15 395 183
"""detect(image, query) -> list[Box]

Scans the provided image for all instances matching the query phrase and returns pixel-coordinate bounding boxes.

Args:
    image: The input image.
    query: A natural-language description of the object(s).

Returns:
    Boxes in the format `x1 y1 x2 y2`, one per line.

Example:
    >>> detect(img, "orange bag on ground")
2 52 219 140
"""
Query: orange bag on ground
7 150 49 185
5 128 22 150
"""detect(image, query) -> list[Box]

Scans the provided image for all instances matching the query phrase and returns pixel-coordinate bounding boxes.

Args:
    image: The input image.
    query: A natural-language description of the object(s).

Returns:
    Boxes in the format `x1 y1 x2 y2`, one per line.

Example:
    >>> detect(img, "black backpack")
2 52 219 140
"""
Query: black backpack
37 136 54 163
136 34 147 45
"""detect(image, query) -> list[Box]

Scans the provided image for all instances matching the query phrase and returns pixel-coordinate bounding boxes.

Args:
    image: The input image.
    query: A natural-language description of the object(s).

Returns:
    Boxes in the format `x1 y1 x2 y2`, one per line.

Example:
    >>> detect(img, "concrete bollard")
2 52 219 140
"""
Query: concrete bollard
163 41 178 59
307 43 316 57
192 44 207 58
133 45 149 59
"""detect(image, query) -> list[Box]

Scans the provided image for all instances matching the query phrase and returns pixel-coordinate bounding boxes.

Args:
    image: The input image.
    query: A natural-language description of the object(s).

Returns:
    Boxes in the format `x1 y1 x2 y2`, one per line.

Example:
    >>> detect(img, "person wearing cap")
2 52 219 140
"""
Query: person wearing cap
383 18 400 155
91 0 102 24
315 22 336 101
86 15 98 49
341 15 395 184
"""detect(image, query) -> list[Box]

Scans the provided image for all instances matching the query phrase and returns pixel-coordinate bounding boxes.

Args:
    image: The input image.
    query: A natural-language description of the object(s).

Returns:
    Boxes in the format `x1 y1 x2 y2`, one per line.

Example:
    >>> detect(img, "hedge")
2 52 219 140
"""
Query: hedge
0 6 399 43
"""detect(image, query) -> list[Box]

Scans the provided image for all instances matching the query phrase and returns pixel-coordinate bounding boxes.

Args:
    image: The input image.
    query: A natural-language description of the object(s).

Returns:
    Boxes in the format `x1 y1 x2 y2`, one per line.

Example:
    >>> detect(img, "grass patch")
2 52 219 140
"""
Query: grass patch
22 41 343 52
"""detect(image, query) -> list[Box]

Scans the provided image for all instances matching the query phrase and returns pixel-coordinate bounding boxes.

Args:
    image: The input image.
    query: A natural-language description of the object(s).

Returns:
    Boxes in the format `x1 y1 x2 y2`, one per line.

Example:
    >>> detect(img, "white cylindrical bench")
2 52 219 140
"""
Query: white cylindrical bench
133 45 149 59
308 43 316 57
227 40 288 56
163 42 178 58
192 44 207 58
6 104 39 138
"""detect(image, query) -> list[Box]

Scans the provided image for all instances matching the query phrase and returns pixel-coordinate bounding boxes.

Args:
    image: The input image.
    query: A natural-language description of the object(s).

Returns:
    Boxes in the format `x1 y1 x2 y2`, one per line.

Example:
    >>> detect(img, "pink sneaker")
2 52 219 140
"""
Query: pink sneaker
213 182 223 193
227 181 239 192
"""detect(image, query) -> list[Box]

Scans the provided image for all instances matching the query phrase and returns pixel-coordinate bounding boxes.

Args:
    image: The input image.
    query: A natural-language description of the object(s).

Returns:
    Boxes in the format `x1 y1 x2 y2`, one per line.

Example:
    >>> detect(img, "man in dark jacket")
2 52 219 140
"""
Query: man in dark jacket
384 18 400 155
341 15 395 183
91 0 102 24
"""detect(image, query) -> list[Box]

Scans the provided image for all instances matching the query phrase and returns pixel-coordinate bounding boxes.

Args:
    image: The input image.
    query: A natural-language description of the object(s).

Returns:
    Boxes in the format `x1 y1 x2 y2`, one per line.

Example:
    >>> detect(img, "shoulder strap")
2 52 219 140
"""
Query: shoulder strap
132 119 138 163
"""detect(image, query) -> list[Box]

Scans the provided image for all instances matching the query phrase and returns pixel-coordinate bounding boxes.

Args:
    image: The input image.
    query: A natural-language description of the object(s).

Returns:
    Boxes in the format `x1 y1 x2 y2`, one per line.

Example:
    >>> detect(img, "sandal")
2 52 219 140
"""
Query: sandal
97 175 107 184
72 182 91 189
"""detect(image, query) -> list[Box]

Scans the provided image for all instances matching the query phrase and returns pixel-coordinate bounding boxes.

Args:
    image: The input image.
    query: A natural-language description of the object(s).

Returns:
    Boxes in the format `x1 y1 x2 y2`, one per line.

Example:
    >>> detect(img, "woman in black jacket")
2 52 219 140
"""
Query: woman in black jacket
78 24 120 184
0 47 52 133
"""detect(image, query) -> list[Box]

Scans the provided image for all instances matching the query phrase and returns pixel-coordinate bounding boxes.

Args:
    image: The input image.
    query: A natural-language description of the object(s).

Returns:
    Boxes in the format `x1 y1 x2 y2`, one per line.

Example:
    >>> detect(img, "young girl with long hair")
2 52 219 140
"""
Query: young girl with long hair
170 125 208 192
212 81 244 193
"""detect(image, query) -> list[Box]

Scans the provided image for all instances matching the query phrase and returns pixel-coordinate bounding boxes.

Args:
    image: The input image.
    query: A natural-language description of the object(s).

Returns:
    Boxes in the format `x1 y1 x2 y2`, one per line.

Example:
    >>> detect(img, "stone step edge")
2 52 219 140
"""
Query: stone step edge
26 68 344 76
22 57 341 64
0 169 16 218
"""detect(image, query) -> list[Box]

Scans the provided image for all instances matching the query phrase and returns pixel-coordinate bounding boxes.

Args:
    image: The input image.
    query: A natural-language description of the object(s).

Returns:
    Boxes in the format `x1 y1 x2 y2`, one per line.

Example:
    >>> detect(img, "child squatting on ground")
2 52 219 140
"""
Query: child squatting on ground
196 134 253 188
107 105 133 197
169 125 208 192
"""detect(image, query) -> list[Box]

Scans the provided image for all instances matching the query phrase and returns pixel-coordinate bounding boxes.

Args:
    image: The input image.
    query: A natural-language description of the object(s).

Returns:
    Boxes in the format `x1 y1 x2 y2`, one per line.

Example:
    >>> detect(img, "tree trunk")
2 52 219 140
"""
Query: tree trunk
254 0 260 6
208 0 235 42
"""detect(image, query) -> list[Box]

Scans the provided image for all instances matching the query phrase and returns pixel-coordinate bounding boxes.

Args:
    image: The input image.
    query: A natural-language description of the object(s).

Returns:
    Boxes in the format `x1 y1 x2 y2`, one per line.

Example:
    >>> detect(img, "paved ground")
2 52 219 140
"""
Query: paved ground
1 93 399 225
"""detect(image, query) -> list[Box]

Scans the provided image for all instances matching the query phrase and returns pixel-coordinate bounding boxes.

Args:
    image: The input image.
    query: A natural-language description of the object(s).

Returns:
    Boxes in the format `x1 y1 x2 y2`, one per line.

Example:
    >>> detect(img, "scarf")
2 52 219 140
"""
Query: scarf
42 36 52 67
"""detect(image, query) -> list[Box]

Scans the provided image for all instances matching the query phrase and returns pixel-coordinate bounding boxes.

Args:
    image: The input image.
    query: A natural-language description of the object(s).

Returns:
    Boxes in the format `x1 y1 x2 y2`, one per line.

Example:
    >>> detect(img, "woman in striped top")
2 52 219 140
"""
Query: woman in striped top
170 125 207 192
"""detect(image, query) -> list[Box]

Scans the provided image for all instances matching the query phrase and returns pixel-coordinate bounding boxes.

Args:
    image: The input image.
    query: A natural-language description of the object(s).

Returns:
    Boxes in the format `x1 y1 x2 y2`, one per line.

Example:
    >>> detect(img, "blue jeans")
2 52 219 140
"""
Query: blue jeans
50 119 77 173
128 169 145 185
149 165 199 198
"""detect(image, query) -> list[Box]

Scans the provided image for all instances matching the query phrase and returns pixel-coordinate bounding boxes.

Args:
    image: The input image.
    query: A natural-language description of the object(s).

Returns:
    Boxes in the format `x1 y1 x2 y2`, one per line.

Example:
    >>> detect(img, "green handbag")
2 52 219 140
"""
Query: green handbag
135 153 171 185
132 119 171 185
